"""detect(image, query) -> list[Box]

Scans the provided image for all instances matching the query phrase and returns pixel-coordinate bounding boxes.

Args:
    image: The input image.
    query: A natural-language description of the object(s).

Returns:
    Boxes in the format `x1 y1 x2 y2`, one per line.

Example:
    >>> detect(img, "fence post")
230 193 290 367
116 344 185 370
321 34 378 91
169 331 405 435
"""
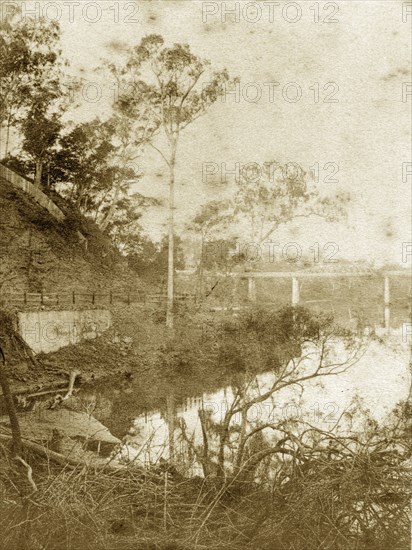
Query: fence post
127 293 130 306
92 292 95 305
72 291 75 305
109 291 113 305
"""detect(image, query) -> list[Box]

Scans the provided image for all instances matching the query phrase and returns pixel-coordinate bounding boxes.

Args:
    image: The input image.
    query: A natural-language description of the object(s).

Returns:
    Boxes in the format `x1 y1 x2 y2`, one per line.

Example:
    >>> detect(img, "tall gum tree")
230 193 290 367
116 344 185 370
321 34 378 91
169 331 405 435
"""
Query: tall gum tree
0 7 65 161
118 34 236 329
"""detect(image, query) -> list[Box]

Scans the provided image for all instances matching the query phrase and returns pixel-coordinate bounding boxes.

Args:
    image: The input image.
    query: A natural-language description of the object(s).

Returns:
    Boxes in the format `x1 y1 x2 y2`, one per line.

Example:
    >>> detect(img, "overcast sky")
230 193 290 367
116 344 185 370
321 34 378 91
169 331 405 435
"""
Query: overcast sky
13 0 412 265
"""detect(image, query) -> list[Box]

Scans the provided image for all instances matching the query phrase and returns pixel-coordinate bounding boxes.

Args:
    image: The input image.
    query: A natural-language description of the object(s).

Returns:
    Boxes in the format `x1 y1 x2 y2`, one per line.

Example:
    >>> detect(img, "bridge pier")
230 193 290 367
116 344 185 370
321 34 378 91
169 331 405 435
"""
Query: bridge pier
384 276 391 334
292 277 300 306
248 277 257 302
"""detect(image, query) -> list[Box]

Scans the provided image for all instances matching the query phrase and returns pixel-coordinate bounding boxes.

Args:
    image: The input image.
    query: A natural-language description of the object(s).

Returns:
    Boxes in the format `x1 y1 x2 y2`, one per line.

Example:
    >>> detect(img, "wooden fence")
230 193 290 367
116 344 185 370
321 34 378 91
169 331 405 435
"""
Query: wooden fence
0 164 65 221
0 290 197 309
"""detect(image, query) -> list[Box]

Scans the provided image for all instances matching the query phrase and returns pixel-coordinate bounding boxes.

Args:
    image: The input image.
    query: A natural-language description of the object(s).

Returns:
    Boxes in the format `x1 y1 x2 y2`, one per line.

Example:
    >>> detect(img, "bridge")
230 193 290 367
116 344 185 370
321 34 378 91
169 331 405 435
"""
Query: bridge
177 268 411 333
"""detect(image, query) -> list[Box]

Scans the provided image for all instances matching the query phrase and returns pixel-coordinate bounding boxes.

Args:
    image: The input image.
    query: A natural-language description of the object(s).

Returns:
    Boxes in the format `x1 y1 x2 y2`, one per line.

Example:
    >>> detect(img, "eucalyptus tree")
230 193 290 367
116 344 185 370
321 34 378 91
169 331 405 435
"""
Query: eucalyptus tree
234 160 350 244
0 6 65 159
50 119 118 210
188 199 235 297
190 199 234 248
98 112 140 232
21 100 62 186
117 34 235 329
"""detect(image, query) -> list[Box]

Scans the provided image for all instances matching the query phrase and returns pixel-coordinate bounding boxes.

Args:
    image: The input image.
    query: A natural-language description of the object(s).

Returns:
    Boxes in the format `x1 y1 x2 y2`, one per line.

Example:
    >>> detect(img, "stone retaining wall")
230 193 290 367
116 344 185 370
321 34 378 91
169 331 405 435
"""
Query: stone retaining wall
18 309 112 354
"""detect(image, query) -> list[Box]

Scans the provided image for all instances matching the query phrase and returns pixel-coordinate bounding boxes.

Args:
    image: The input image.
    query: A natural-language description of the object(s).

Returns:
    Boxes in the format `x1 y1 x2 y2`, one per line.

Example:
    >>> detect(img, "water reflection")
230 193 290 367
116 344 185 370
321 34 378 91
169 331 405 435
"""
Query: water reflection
88 336 410 475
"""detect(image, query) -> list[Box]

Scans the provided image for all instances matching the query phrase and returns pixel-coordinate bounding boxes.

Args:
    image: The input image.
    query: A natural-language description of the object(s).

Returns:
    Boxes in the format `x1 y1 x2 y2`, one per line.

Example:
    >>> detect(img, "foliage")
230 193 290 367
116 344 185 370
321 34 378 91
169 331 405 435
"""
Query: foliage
251 404 411 550
118 34 236 327
0 7 61 125
188 200 239 273
216 305 340 375
178 307 361 480
0 327 409 550
117 34 234 141
45 117 158 250
127 234 185 285
0 7 67 175
21 101 62 185
234 160 351 242
189 200 234 240
50 119 122 208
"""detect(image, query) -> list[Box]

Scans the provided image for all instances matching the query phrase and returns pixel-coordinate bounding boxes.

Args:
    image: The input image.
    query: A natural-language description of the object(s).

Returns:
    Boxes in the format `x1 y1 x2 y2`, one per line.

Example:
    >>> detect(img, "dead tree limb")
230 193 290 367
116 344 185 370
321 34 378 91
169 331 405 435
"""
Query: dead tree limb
0 433 128 471
0 345 23 456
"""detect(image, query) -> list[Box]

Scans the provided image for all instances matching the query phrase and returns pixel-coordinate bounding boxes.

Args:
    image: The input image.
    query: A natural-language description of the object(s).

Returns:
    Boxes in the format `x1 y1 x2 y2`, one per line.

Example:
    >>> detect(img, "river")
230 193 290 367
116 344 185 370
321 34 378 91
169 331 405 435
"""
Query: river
77 333 410 475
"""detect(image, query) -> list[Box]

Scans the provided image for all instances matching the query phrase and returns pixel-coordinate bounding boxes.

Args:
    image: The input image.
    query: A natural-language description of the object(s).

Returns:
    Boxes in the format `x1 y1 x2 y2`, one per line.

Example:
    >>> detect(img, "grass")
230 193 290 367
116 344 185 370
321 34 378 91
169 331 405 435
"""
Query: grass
0 440 240 550
0 426 410 550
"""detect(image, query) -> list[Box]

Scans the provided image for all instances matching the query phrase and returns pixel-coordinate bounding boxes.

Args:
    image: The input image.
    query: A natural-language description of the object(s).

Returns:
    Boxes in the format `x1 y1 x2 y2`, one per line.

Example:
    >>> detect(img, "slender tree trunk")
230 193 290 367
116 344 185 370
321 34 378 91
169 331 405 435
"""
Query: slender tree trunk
100 180 122 232
197 232 205 302
166 393 175 462
166 145 177 330
0 346 33 549
34 160 43 187
5 114 12 157
198 410 210 477
0 347 22 457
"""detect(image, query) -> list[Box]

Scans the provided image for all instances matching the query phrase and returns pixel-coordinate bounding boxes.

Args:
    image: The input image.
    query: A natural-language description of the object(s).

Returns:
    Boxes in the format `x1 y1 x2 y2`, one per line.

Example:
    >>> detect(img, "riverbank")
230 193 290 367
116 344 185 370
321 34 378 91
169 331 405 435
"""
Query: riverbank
3 303 409 414
0 305 410 550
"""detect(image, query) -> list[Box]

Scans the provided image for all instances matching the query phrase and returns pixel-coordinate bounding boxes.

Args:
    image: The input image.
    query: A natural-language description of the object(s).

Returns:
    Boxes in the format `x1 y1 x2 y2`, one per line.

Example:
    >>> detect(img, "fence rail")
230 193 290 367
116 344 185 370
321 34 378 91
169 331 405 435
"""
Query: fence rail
0 291 197 309
0 164 65 221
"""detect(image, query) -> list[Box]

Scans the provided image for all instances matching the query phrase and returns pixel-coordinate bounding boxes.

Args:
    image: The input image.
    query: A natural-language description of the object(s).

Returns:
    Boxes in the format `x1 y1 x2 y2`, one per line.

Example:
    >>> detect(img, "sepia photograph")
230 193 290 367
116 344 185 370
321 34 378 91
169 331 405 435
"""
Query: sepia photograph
0 1 411 548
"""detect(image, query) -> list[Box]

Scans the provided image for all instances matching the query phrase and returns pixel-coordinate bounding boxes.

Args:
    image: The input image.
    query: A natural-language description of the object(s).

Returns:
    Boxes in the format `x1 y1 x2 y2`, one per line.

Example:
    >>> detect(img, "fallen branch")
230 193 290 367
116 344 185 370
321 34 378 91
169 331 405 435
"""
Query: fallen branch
15 456 37 493
64 369 81 399
0 433 127 471
50 369 81 409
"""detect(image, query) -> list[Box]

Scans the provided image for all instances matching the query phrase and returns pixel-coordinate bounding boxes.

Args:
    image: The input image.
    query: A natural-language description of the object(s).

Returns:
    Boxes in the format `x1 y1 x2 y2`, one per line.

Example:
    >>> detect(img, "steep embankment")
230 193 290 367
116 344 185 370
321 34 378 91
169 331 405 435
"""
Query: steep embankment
0 175 152 393
0 175 142 299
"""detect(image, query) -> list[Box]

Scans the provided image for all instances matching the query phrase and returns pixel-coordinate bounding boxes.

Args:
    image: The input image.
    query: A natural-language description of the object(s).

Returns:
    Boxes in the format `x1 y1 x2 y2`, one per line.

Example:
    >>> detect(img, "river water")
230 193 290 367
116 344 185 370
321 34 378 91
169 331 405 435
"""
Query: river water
79 333 410 474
